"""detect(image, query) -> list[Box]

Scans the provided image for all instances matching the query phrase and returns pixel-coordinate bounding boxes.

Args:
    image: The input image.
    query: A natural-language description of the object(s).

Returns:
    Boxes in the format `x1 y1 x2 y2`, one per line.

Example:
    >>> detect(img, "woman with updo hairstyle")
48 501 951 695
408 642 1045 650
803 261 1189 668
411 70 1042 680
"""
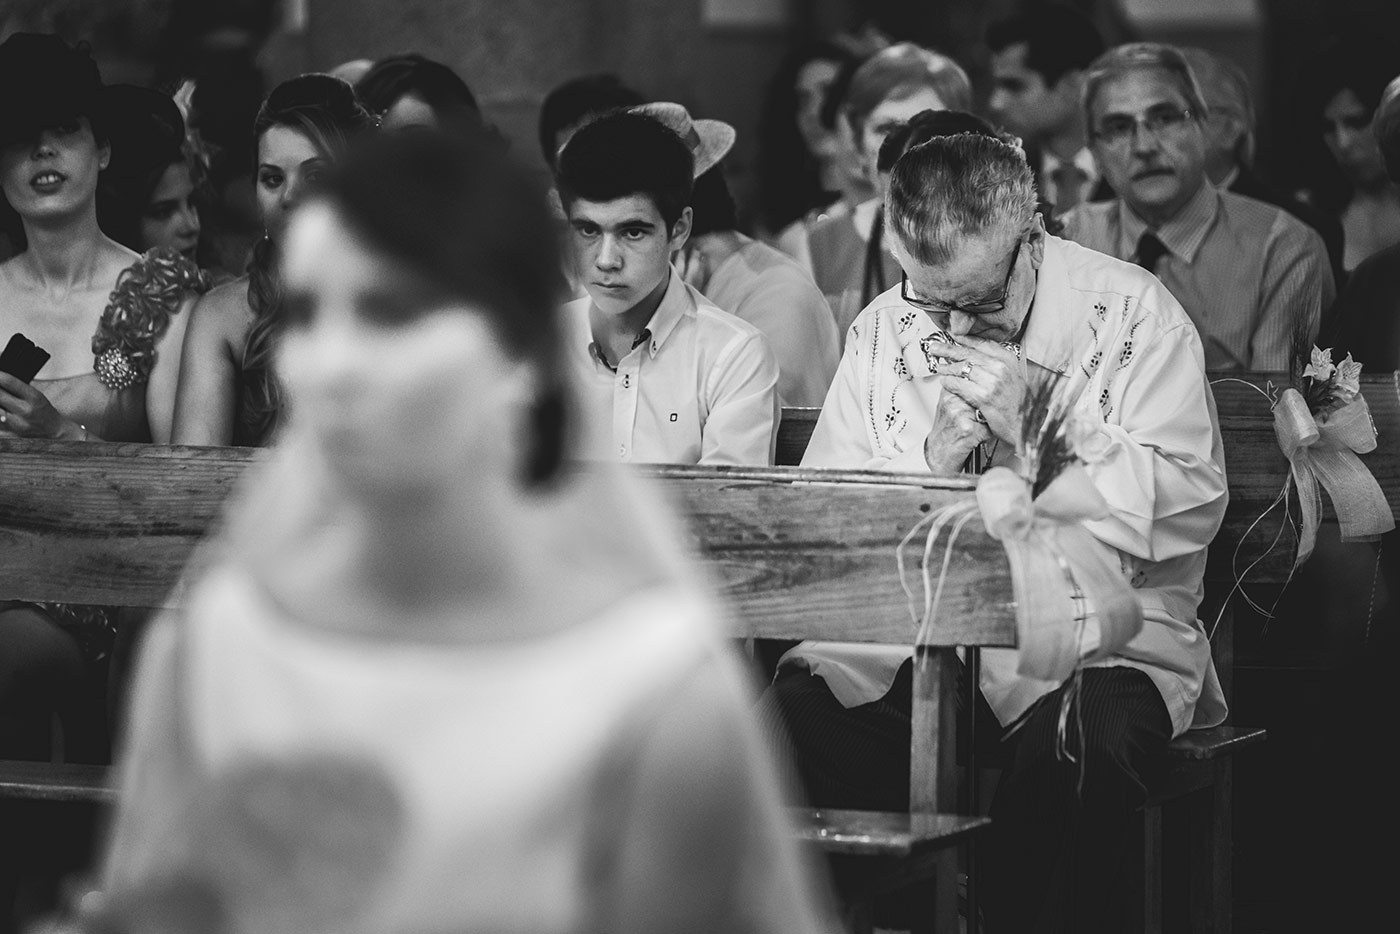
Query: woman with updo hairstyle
86 130 839 934
172 73 373 447
0 33 208 759
354 52 492 138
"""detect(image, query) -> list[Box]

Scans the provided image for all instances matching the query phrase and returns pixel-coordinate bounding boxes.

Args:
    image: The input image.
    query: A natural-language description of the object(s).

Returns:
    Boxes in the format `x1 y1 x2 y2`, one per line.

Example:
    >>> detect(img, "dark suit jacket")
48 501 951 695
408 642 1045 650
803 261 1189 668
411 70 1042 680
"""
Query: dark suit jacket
1324 242 1400 370
1230 167 1346 290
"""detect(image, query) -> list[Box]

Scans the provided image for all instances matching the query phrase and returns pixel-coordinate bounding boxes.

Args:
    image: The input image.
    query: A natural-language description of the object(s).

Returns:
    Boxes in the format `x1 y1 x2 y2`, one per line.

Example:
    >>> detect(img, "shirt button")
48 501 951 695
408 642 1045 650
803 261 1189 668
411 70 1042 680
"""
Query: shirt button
619 445 627 457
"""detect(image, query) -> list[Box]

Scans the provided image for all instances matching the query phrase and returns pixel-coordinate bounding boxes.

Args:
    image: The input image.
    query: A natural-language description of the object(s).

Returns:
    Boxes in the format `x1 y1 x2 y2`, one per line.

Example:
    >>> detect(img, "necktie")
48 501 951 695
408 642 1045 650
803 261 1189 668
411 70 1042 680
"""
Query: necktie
1049 162 1088 215
1135 231 1169 274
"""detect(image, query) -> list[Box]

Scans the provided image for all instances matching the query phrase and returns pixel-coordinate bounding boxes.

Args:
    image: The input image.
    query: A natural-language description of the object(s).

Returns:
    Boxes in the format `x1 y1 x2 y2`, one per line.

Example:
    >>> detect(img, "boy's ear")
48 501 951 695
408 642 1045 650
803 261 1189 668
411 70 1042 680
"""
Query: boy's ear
668 206 693 251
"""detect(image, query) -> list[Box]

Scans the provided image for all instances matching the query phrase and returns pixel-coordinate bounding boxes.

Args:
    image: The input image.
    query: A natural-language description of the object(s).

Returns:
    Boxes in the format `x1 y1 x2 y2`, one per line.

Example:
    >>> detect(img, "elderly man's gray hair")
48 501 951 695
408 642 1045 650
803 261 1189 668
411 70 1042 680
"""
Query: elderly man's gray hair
1082 42 1211 132
885 133 1037 266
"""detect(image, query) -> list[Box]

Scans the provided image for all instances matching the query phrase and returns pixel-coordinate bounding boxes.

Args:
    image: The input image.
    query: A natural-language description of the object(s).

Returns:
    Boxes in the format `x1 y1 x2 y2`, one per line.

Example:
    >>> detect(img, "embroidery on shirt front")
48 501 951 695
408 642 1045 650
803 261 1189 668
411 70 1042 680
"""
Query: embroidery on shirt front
1094 300 1108 320
866 315 884 449
885 386 907 439
893 353 909 379
1116 316 1147 371
1081 349 1103 378
897 309 917 333
1099 386 1114 420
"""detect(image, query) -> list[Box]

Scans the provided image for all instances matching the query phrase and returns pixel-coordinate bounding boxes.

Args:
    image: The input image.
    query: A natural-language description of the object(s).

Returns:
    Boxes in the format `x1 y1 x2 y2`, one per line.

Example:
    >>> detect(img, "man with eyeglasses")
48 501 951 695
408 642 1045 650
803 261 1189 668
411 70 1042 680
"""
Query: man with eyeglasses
763 132 1229 932
1062 42 1333 371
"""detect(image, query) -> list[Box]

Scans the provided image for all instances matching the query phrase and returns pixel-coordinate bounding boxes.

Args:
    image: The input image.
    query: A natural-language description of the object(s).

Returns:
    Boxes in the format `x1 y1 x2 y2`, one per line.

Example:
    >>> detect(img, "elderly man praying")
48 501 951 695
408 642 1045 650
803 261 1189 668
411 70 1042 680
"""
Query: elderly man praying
763 133 1229 932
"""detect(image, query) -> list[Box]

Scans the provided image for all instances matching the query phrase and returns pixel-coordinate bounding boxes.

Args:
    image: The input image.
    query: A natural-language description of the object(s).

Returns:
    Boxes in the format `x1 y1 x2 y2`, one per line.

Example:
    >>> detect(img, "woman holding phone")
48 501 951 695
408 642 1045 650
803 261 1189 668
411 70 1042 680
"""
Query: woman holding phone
0 33 207 759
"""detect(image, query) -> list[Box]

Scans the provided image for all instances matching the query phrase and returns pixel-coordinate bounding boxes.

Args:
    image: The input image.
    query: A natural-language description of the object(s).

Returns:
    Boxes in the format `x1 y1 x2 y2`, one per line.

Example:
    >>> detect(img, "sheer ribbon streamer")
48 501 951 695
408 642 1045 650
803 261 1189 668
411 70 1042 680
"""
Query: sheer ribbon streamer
975 465 1143 681
1273 388 1394 568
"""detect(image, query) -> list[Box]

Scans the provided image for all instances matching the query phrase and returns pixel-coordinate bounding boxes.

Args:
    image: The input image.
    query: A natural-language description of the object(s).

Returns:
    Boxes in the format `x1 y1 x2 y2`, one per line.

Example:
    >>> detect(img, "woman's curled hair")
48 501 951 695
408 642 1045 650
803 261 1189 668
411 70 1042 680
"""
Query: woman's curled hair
240 74 374 446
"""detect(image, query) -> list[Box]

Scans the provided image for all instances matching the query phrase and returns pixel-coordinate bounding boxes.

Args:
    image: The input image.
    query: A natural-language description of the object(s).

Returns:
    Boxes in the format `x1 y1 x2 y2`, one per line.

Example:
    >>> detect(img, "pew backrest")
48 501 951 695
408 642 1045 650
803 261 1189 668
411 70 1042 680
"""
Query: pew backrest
0 444 1014 813
779 372 1400 588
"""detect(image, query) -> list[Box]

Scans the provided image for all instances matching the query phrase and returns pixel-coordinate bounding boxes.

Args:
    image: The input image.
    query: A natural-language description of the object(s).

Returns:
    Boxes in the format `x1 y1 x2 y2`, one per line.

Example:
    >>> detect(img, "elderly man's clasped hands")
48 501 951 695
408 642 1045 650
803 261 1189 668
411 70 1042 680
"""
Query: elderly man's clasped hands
922 336 1028 474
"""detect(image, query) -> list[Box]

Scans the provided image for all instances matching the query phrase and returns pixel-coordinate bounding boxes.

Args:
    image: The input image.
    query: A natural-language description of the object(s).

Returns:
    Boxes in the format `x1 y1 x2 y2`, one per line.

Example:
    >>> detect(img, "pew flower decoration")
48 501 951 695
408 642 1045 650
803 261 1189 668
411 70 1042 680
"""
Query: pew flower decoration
974 377 1143 685
1299 346 1362 410
899 377 1143 762
1273 344 1394 567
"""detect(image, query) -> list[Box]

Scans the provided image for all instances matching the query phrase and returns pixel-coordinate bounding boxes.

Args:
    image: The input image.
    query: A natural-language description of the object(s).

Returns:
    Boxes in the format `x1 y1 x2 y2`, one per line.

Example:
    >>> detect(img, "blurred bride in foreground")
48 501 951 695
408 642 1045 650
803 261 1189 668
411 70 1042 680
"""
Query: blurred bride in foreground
75 131 836 934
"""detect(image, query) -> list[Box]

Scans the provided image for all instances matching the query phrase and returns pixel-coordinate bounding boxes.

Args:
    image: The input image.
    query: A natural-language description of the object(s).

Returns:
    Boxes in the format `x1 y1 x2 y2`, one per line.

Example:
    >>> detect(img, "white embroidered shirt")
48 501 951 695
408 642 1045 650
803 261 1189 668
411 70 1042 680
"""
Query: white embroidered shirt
786 236 1230 737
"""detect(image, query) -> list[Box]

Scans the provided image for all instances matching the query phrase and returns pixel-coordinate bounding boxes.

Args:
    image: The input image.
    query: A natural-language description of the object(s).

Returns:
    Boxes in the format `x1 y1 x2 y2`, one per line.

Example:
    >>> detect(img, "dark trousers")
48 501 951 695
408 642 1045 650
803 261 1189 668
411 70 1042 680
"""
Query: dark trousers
761 661 1171 933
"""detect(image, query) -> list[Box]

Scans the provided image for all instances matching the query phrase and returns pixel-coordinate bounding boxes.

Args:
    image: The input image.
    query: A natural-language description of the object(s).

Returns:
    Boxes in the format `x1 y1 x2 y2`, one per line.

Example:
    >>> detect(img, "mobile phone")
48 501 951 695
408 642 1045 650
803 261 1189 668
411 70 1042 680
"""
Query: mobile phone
0 333 51 384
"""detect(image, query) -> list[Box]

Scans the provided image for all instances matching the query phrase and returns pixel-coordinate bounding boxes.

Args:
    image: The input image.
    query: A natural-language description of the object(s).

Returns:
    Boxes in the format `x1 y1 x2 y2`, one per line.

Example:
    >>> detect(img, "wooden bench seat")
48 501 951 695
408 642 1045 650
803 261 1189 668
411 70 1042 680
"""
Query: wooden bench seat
793 809 991 858
1 447 1012 931
4 371 1396 932
0 761 115 805
1161 725 1267 763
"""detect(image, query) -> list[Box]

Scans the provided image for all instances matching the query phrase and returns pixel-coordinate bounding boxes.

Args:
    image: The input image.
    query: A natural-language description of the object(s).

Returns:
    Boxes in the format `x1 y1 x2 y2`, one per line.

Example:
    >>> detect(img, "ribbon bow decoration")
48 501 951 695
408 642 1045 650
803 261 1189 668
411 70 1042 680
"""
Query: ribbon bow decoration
976 464 1143 681
1272 387 1395 568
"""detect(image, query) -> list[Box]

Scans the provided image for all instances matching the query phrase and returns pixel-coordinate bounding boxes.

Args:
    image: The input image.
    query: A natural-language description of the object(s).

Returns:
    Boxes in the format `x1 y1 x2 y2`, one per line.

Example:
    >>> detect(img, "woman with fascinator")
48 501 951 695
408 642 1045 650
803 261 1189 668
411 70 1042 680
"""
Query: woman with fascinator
78 132 839 934
172 73 373 448
0 33 208 758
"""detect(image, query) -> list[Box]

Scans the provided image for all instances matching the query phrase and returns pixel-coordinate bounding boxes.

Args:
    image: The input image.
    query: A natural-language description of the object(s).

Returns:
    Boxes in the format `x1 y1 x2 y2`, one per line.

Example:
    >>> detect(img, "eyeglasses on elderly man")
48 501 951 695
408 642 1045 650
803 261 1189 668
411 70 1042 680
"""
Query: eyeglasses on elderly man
899 239 1023 315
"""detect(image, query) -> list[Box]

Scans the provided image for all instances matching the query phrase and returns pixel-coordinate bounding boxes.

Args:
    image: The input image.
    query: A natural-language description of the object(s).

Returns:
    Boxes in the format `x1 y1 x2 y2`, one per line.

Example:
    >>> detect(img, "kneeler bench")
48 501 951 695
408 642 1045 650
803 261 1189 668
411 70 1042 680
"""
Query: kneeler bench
1 445 1018 932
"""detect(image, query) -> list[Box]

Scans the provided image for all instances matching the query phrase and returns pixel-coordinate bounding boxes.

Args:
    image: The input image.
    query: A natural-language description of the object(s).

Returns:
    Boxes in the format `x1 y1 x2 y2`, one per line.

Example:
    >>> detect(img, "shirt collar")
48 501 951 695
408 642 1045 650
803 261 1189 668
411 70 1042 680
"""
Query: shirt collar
585 264 692 365
1116 179 1220 264
1018 236 1077 376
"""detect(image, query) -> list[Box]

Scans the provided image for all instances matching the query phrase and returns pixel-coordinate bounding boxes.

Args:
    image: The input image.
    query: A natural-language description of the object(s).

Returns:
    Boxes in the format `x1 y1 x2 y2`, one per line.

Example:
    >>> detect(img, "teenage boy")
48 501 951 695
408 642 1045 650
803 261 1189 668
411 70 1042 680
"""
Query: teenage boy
556 111 779 466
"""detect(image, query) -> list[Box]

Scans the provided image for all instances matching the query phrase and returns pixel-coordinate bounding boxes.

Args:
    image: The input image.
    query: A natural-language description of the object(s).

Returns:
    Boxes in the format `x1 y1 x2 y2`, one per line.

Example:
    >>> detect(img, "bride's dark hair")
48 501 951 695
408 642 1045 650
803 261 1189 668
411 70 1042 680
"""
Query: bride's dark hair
321 131 572 486
241 74 373 446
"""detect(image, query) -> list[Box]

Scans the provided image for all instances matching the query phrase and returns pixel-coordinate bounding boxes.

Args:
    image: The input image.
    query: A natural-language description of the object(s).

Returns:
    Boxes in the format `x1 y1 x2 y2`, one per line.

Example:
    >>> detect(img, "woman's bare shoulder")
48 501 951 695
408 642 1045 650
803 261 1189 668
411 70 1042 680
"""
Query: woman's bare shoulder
184 276 254 354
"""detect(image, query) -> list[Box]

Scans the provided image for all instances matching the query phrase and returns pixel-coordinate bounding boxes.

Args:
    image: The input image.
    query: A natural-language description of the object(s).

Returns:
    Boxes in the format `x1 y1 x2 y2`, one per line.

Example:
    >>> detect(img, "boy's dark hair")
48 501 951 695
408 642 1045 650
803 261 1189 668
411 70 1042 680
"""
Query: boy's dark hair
538 73 645 167
986 3 1106 88
554 111 694 230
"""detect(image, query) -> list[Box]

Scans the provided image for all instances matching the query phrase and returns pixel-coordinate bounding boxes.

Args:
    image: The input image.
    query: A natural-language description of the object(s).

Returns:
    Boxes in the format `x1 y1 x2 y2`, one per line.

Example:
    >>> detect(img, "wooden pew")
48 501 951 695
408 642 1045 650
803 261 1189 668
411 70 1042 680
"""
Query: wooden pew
0 443 1012 931
778 372 1400 933
4 371 1396 931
